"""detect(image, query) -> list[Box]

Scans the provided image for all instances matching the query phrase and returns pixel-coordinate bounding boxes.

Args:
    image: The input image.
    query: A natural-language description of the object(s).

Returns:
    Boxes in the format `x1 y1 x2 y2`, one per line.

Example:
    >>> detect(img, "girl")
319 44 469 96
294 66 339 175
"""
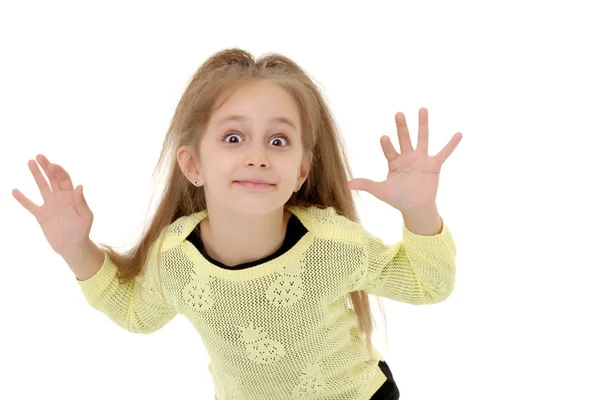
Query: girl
12 48 462 399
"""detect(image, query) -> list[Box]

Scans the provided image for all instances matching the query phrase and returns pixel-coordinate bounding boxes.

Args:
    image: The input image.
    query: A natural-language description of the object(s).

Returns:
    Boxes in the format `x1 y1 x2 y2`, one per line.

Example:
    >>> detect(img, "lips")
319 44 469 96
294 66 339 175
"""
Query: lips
235 180 273 185
234 180 274 188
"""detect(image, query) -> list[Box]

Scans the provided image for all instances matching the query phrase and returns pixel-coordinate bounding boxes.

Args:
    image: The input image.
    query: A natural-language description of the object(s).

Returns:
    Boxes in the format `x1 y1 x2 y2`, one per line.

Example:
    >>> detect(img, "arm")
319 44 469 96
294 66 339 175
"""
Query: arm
350 217 457 305
72 233 177 333
63 239 105 281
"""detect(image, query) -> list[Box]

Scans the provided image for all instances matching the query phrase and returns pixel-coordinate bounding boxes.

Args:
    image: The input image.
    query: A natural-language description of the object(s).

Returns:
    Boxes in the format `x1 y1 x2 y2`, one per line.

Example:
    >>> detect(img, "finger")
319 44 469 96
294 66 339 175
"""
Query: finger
349 178 383 200
53 163 75 191
28 159 52 201
380 135 399 163
74 185 90 214
12 188 40 216
395 112 414 154
36 154 61 192
435 132 463 164
416 107 429 153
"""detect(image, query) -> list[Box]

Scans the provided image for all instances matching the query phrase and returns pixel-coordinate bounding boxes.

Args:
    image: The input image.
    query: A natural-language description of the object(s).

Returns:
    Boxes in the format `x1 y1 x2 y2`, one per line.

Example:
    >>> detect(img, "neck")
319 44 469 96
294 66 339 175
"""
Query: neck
200 206 291 267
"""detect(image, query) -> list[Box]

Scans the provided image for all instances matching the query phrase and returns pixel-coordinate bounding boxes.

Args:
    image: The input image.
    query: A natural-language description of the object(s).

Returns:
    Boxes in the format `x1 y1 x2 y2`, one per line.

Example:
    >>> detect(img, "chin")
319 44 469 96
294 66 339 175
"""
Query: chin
230 198 289 216
242 203 285 215
209 185 293 215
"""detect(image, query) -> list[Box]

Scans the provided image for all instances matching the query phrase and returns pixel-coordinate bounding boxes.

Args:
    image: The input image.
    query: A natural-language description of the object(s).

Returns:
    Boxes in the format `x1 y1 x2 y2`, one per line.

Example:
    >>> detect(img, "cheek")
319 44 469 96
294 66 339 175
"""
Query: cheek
213 158 240 182
197 153 225 181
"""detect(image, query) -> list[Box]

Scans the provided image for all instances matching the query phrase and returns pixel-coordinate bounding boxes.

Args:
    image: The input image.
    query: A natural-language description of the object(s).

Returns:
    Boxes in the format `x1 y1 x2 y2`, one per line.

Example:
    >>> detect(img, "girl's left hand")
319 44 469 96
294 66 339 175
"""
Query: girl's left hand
347 108 463 212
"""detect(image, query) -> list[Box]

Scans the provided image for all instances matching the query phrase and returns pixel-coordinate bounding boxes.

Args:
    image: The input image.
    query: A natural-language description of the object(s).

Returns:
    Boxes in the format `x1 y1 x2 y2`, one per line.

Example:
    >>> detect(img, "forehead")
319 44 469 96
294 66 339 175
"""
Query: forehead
210 83 300 131
215 115 297 131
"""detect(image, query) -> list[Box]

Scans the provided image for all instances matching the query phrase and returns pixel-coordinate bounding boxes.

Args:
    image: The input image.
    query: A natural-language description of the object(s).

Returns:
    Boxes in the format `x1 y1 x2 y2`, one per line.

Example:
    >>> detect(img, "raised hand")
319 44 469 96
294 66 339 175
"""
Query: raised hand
12 154 94 256
347 108 462 213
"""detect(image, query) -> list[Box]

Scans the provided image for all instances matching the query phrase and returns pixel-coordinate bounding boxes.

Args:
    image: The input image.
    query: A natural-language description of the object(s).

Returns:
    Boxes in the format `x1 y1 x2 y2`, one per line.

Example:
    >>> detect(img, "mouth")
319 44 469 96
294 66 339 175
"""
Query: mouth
234 181 275 189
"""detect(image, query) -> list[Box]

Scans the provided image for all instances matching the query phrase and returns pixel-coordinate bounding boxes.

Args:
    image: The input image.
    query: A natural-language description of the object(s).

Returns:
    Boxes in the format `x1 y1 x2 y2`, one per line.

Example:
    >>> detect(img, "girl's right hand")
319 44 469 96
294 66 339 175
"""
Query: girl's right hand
12 154 94 257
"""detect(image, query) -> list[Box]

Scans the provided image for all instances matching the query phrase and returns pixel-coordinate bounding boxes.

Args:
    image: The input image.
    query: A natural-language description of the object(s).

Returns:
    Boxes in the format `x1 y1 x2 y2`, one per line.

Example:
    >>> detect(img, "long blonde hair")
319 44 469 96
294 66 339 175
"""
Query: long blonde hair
100 47 387 355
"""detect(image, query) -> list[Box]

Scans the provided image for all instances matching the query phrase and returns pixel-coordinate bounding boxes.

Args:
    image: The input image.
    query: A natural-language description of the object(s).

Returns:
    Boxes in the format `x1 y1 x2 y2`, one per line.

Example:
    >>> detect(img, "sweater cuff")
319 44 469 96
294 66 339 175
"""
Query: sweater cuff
402 217 455 249
75 252 118 289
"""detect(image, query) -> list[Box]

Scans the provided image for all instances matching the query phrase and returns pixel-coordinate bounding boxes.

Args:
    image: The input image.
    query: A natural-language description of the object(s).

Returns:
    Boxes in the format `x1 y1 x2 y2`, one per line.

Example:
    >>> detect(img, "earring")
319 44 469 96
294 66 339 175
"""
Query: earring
193 179 199 186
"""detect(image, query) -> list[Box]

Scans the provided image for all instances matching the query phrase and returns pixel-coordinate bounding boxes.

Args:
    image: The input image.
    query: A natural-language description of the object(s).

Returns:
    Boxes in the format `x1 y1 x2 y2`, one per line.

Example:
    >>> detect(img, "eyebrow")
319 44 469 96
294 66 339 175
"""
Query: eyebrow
216 115 298 131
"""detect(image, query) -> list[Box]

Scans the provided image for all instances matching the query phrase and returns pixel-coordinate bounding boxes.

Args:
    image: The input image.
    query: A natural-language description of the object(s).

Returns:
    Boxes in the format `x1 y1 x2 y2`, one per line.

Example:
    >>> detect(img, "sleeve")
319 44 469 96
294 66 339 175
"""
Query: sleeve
75 234 178 333
348 217 457 305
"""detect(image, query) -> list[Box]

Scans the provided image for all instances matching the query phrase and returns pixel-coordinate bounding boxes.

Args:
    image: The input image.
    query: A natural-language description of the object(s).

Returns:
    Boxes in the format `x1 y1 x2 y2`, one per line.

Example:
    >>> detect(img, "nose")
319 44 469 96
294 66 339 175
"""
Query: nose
244 151 270 168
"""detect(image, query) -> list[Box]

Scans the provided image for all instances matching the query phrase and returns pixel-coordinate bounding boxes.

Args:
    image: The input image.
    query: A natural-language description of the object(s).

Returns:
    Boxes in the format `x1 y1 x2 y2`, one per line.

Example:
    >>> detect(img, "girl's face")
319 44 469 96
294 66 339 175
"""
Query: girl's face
197 81 311 215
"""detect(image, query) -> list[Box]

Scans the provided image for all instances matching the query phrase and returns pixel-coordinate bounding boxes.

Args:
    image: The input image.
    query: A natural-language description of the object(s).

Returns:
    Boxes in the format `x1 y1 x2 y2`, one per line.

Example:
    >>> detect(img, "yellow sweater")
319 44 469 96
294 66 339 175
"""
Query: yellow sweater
76 205 456 399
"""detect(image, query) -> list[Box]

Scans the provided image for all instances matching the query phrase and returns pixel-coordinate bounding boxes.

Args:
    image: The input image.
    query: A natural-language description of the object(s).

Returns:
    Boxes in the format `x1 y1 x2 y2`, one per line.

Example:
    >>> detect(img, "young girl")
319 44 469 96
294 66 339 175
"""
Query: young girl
12 48 462 399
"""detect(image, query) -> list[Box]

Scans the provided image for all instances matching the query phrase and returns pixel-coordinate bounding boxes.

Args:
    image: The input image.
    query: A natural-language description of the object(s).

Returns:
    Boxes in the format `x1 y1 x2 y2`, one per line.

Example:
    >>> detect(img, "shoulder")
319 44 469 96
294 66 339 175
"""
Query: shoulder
289 205 365 244
155 210 207 253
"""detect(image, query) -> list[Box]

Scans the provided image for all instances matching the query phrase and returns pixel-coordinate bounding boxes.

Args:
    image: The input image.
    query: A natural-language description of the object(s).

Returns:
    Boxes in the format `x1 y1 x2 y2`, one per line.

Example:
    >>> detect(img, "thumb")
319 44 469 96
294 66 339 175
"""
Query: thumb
348 178 381 198
74 185 91 214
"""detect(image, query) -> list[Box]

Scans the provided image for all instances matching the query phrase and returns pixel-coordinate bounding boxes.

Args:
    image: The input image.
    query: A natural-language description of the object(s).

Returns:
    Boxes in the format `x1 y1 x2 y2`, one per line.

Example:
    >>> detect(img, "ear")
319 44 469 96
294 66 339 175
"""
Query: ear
298 152 313 183
177 145 205 185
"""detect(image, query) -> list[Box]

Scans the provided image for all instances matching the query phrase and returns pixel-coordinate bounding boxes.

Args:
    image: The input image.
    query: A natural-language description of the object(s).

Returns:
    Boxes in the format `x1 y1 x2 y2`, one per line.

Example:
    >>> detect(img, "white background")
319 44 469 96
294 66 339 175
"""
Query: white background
1 1 599 399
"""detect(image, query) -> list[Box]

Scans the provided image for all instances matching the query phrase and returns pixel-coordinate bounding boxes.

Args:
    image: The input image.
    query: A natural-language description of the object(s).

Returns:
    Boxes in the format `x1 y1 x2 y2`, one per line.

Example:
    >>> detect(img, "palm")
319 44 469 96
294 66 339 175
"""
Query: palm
37 190 92 253
380 151 442 210
348 108 462 212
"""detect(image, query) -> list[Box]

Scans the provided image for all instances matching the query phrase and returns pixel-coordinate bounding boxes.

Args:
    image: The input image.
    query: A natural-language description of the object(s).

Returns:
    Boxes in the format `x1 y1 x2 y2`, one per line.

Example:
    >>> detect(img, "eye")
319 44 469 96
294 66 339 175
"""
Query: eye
222 132 290 147
269 136 289 147
223 132 242 143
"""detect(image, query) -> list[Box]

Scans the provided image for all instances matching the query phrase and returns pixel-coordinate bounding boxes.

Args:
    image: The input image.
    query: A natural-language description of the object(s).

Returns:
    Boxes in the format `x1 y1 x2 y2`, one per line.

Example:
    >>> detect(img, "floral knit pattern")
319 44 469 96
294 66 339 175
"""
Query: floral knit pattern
77 205 457 399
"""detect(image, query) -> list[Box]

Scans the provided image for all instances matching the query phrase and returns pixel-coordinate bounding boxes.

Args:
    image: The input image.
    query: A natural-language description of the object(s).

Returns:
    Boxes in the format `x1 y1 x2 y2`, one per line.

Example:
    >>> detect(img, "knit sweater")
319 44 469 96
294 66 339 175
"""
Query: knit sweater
76 205 457 399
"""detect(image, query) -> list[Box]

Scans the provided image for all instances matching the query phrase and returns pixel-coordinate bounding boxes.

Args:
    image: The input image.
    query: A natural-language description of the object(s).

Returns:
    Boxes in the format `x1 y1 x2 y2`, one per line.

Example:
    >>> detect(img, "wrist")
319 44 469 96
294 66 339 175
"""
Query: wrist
60 238 98 264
